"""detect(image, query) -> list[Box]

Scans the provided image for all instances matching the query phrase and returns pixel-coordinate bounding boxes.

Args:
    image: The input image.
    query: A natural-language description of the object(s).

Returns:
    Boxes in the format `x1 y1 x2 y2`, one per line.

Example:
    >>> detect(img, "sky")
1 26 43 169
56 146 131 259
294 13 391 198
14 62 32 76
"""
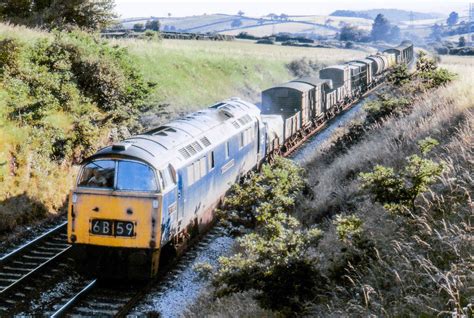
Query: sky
114 0 471 19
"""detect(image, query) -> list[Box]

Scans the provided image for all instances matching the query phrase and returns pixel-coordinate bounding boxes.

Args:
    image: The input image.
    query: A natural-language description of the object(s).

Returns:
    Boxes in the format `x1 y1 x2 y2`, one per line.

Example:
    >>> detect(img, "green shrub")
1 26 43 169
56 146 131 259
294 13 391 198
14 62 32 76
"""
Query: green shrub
218 157 306 231
363 94 411 123
334 215 363 243
388 63 411 86
359 137 444 215
0 38 22 74
415 51 456 90
206 215 324 314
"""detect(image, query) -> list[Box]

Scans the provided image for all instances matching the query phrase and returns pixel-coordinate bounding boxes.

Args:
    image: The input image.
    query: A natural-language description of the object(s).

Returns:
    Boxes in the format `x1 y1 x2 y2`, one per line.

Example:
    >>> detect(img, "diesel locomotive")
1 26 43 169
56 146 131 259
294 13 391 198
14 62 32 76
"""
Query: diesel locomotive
68 41 414 279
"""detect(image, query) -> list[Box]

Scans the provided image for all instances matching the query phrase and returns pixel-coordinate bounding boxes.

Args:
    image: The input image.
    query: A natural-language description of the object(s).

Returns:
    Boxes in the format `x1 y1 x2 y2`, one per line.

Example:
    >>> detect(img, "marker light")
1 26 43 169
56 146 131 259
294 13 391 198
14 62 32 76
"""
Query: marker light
153 200 159 209
72 193 78 203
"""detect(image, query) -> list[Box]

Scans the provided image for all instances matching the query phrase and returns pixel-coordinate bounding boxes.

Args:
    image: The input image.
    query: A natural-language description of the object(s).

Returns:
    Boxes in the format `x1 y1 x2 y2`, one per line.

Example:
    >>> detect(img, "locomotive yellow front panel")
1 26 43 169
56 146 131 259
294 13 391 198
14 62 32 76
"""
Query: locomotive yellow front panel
68 190 162 249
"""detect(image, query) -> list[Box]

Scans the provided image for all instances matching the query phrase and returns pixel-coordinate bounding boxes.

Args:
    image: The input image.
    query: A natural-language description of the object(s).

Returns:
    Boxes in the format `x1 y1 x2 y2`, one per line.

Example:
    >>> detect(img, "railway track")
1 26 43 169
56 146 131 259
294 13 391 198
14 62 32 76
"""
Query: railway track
49 226 226 317
0 221 72 314
7 85 386 317
5 77 401 317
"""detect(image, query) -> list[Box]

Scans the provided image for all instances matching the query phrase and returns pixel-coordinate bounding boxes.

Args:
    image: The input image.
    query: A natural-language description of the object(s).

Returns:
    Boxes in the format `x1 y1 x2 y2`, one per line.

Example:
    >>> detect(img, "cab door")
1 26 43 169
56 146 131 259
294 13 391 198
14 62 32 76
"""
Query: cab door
159 165 179 245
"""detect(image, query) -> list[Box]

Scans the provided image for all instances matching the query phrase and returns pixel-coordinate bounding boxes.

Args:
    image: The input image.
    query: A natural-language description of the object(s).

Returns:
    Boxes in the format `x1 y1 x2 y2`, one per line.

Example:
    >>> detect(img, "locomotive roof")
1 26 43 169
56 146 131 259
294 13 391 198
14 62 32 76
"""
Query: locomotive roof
348 61 365 67
263 81 313 93
86 98 261 170
321 64 349 71
291 77 332 89
354 59 374 65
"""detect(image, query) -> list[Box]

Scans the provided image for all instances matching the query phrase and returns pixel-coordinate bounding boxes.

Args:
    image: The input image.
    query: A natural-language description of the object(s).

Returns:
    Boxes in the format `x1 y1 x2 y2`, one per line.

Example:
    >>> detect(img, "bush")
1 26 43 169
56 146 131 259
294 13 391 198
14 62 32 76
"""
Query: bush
206 215 324 314
286 57 326 77
218 157 306 231
363 94 411 123
197 158 324 314
388 63 411 86
0 29 152 230
255 38 274 45
360 137 444 215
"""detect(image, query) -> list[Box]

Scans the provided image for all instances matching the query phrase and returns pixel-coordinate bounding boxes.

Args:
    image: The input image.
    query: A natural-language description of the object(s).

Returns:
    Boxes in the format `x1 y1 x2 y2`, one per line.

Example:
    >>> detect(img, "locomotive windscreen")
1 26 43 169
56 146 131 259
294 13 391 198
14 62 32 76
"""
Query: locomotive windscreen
78 159 159 192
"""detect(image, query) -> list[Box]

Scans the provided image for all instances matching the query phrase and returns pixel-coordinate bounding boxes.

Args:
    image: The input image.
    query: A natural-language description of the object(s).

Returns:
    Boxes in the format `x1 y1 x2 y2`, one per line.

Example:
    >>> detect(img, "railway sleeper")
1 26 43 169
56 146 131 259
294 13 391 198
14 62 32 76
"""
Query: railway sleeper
0 272 23 278
73 307 118 316
43 241 69 248
83 300 121 309
30 250 57 257
12 260 38 267
36 245 67 252
3 266 35 272
93 295 131 304
21 254 51 261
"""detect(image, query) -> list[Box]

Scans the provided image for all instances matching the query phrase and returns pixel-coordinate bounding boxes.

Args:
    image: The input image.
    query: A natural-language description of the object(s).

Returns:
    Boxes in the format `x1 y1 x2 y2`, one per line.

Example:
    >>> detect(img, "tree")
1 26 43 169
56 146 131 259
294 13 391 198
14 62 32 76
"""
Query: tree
371 14 391 41
267 13 277 20
430 23 443 41
133 23 144 32
237 10 244 17
231 19 242 28
446 11 459 27
459 36 466 47
339 25 363 42
389 25 401 42
145 19 160 31
0 0 116 30
279 13 289 21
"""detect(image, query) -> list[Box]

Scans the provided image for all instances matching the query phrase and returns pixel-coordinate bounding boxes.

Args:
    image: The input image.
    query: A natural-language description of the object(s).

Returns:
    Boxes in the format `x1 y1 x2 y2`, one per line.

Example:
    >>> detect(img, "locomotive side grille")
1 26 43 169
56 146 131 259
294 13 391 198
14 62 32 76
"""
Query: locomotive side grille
232 121 240 128
185 145 197 155
179 148 191 159
192 141 203 151
200 137 211 147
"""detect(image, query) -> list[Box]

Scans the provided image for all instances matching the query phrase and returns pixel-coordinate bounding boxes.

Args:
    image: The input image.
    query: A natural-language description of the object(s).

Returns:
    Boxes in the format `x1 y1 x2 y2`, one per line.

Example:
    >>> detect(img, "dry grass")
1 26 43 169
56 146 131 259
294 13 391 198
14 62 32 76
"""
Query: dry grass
183 291 278 318
303 57 473 220
300 56 473 316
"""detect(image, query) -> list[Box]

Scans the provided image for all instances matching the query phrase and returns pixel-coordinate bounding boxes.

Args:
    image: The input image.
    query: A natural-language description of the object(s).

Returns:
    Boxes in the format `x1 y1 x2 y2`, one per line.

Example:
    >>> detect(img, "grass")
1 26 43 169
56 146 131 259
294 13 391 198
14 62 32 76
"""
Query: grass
119 38 366 113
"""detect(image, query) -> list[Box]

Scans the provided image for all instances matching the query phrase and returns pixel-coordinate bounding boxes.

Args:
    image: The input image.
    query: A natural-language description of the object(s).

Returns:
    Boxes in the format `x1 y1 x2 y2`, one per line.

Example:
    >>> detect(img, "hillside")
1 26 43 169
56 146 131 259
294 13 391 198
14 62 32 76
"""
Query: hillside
119 14 351 38
0 23 366 235
331 9 443 22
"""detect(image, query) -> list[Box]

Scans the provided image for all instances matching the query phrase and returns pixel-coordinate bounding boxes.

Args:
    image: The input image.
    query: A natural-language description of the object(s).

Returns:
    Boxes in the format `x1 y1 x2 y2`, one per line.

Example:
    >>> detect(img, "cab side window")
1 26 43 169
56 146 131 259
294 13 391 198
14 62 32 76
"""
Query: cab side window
161 165 175 189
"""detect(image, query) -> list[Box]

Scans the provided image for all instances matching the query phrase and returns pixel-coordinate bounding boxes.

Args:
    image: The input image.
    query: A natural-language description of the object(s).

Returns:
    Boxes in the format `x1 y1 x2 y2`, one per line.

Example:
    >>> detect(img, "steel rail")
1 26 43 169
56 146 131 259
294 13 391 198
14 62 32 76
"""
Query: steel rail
50 279 98 318
0 221 68 264
0 245 72 297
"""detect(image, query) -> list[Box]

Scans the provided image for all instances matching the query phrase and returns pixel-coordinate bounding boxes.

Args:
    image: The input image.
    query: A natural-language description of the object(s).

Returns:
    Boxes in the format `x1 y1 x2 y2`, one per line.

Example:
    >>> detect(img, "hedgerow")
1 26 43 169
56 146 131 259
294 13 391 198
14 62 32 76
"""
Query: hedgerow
0 29 151 233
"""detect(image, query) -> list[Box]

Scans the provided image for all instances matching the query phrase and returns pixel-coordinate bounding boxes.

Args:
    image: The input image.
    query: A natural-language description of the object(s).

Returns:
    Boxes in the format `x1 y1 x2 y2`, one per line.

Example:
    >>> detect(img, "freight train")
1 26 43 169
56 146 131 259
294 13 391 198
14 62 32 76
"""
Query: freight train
68 41 414 279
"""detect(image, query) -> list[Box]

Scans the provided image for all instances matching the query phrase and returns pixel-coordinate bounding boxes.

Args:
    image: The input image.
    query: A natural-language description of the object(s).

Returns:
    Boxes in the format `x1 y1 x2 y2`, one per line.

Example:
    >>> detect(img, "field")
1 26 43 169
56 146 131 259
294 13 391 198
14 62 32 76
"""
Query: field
117 38 366 114
219 22 335 37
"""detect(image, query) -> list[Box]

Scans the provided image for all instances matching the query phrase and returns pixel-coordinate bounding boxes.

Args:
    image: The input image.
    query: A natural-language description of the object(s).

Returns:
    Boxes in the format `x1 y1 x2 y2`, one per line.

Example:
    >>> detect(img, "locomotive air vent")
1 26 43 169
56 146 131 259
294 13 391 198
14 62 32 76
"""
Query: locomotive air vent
232 121 240 128
192 142 203 151
179 148 191 159
200 137 211 147
185 145 197 155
